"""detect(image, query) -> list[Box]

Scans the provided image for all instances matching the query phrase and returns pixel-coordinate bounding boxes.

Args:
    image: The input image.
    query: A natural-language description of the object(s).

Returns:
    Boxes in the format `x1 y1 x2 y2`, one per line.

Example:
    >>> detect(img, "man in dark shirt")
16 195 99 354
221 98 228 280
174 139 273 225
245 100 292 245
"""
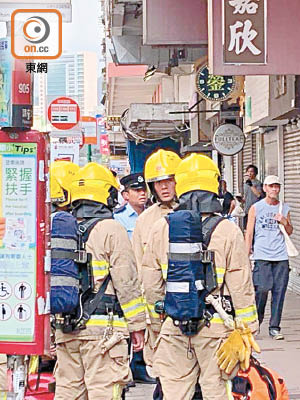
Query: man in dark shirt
219 180 235 216
243 165 263 229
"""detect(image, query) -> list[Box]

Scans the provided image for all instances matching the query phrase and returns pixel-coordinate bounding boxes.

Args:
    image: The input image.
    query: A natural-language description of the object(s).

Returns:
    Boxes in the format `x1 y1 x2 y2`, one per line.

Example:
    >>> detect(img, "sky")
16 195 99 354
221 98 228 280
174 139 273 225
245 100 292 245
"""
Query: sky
0 0 102 55
62 0 102 55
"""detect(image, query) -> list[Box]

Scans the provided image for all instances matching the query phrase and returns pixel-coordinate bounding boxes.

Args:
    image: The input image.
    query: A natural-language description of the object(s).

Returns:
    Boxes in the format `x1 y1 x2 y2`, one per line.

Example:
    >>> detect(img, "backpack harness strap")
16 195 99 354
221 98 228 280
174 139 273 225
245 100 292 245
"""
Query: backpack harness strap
75 273 113 330
78 217 103 243
73 217 124 330
202 214 225 247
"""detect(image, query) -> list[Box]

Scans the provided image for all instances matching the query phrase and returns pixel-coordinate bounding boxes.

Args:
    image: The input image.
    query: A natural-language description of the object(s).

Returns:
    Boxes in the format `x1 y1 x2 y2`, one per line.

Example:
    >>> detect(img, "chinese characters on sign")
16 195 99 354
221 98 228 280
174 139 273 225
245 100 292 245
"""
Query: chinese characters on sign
224 0 266 64
26 62 48 74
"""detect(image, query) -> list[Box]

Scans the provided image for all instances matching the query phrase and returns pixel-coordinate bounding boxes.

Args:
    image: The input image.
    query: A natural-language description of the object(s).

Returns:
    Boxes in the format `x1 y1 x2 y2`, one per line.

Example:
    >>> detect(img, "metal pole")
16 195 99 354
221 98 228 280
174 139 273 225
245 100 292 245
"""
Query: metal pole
169 110 221 114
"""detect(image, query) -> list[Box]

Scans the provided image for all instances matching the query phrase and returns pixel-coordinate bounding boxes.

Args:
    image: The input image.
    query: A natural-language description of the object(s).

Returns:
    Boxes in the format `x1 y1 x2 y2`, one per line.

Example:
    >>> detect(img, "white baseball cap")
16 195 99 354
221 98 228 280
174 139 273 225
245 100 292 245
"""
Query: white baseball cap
263 175 281 185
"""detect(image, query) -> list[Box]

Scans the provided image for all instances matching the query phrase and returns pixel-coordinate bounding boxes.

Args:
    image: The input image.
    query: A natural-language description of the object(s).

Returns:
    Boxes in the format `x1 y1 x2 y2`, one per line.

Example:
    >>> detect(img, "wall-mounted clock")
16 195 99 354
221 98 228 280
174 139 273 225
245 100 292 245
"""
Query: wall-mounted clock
196 65 236 102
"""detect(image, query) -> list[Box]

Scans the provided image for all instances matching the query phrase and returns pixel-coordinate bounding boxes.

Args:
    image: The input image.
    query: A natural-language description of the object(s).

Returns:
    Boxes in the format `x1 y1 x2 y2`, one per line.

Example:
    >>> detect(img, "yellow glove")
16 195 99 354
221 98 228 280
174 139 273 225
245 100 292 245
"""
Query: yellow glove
216 329 246 374
236 320 261 371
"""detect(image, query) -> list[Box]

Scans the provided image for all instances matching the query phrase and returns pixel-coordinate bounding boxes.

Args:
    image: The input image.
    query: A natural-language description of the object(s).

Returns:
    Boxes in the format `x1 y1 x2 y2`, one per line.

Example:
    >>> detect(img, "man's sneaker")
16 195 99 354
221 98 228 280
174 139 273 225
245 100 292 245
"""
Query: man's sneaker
269 329 284 340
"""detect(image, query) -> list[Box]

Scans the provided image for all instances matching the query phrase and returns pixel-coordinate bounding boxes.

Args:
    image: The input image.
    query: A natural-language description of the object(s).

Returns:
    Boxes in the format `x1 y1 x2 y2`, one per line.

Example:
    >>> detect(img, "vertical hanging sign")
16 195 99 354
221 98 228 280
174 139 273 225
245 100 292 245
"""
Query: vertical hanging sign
100 134 110 155
223 0 267 64
0 143 37 342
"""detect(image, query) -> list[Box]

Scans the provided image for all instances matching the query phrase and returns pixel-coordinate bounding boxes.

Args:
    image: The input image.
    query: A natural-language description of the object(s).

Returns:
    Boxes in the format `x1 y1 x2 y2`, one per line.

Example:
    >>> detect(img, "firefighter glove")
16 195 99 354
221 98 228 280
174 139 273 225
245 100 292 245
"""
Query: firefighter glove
216 329 246 375
235 320 261 371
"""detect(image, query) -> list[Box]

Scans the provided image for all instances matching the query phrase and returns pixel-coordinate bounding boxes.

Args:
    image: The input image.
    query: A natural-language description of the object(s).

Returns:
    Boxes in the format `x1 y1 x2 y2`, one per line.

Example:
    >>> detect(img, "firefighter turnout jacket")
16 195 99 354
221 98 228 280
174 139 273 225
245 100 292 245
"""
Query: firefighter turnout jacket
56 219 146 343
132 202 177 277
142 216 258 338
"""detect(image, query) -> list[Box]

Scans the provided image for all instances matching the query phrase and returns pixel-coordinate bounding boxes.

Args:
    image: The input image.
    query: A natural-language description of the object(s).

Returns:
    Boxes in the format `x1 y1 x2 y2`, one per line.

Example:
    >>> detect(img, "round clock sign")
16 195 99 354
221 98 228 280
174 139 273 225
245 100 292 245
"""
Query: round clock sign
196 65 236 102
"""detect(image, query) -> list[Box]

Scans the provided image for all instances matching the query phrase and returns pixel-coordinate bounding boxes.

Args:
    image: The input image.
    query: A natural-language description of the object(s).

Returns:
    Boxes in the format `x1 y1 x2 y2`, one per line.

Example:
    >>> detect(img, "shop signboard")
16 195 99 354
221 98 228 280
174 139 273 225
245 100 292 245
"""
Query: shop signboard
0 37 32 128
223 0 266 65
0 38 12 127
208 0 300 75
50 142 79 164
110 157 129 176
96 115 106 135
144 0 208 45
212 123 245 155
100 134 110 155
81 116 97 145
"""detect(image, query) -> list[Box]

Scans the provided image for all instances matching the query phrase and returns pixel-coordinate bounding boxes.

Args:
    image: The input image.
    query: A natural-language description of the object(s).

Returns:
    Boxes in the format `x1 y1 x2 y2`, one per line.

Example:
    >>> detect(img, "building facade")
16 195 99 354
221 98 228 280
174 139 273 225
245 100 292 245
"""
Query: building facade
47 52 98 116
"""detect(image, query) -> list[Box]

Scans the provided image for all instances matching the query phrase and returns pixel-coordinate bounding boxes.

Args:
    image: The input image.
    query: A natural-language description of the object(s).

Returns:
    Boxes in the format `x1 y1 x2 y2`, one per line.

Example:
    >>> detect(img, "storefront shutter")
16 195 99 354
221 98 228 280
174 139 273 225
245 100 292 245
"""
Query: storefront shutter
283 129 300 294
252 134 257 165
232 154 239 195
242 134 254 175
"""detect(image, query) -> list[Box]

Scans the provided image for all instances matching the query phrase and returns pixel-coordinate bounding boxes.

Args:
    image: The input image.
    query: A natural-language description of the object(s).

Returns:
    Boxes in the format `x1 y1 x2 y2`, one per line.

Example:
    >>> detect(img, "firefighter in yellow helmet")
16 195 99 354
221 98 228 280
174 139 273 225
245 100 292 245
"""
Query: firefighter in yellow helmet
141 153 259 400
133 149 181 278
131 149 181 391
50 160 79 210
54 162 146 400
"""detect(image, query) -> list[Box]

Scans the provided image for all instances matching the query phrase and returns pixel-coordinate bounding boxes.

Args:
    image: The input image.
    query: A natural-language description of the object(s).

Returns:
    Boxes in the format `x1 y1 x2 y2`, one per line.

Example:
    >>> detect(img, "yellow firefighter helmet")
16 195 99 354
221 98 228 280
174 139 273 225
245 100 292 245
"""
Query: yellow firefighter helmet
71 162 119 205
144 149 181 183
175 153 220 197
50 161 79 207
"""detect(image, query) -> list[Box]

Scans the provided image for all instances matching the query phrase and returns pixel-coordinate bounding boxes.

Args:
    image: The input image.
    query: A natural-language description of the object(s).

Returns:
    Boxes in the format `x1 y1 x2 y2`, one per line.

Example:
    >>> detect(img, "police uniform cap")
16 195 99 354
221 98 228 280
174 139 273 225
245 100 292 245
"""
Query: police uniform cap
120 173 146 190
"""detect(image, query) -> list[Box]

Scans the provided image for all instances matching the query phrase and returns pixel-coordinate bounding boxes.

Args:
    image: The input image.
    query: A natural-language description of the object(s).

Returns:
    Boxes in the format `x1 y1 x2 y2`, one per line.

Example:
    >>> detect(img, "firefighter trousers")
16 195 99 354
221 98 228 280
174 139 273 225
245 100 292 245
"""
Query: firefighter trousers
154 334 230 400
55 338 131 400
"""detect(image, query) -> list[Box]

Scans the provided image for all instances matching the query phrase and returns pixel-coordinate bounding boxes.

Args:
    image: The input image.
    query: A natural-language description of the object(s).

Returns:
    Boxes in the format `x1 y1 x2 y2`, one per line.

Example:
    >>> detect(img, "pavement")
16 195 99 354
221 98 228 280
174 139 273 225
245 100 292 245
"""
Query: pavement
127 289 300 399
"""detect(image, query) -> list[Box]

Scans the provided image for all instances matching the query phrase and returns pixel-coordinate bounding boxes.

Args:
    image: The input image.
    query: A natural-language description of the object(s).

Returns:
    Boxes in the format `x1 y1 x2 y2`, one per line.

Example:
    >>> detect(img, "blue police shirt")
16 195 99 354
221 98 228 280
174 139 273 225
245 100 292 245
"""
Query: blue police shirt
113 203 138 239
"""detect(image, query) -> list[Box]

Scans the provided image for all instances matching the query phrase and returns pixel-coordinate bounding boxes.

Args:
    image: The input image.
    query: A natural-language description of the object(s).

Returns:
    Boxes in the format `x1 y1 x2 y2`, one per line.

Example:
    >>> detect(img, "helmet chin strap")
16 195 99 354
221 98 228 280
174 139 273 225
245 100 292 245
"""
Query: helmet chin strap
107 187 119 210
176 190 222 214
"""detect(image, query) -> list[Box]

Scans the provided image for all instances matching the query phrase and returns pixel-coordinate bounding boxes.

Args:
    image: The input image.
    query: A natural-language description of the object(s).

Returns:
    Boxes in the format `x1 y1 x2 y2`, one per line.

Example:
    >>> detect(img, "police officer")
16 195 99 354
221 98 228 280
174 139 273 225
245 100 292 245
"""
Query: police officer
114 173 155 386
54 163 146 400
114 173 148 240
142 154 259 400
